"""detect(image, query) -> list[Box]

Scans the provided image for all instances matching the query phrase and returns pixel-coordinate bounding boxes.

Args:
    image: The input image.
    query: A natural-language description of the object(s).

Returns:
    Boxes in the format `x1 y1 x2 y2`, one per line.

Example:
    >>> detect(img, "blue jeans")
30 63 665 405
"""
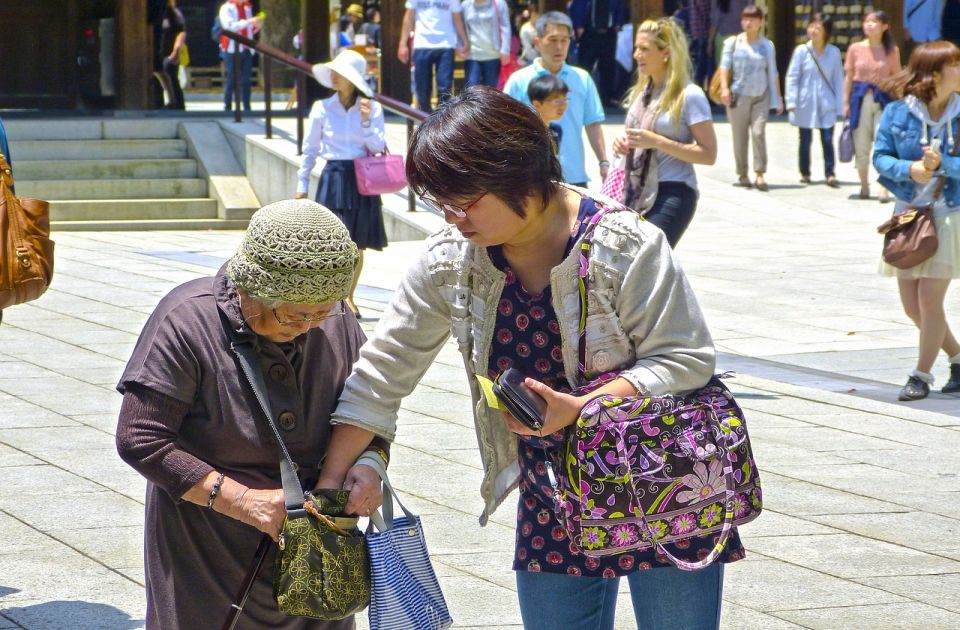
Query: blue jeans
516 563 724 630
222 49 253 111
645 181 699 249
799 126 836 178
412 48 454 113
465 58 502 88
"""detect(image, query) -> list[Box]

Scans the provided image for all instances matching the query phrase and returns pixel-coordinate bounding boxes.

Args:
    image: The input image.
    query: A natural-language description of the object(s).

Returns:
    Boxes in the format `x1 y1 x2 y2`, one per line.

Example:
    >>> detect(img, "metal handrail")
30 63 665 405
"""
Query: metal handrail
221 29 427 212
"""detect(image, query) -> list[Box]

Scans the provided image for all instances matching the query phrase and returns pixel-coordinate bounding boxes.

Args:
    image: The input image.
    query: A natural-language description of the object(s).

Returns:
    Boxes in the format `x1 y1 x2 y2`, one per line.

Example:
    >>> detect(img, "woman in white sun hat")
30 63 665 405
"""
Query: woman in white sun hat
297 49 386 318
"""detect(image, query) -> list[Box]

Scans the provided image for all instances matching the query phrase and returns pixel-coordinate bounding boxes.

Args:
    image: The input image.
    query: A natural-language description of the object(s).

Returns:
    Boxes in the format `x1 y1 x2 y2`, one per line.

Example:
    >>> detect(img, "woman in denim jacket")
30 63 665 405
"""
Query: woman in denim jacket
317 87 741 629
873 41 960 400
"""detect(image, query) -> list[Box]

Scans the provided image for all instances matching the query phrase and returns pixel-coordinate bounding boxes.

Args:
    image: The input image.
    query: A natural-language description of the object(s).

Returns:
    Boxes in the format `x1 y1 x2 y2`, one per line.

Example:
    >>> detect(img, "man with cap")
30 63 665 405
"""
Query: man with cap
116 198 389 629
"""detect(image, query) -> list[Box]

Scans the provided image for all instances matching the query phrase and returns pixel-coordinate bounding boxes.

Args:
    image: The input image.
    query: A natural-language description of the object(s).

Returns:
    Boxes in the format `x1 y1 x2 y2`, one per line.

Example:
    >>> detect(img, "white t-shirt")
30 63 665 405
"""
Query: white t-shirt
406 0 463 50
649 84 712 190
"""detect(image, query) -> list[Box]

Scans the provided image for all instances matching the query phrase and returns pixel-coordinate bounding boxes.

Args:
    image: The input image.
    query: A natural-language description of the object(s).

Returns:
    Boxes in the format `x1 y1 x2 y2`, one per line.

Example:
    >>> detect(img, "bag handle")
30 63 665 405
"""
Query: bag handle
221 311 305 512
362 454 417 533
612 405 739 571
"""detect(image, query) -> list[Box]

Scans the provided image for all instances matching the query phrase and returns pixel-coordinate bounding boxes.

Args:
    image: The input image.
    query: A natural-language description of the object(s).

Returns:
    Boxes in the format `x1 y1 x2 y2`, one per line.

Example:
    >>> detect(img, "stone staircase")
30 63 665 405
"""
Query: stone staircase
7 119 254 231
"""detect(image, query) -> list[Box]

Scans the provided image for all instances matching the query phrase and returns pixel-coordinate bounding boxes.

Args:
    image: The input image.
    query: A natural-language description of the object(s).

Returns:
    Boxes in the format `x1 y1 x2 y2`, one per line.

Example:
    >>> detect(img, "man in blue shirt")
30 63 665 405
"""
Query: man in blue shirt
504 11 608 187
904 0 944 46
568 0 625 107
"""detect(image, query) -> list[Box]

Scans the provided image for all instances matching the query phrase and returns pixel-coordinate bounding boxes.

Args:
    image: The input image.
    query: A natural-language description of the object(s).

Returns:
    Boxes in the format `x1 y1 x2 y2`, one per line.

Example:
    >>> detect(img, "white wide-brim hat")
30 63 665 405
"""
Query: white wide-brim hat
312 49 373 98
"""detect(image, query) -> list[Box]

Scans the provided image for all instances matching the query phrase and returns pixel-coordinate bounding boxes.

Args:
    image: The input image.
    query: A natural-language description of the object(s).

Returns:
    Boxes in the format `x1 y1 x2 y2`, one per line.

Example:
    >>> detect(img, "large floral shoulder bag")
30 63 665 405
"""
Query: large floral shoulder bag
550 203 763 571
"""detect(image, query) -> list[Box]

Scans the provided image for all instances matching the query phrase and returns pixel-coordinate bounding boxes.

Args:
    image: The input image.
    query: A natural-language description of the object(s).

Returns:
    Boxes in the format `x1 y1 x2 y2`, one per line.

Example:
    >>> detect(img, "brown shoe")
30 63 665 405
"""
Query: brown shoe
800 175 812 184
736 176 753 188
826 176 840 188
755 176 769 191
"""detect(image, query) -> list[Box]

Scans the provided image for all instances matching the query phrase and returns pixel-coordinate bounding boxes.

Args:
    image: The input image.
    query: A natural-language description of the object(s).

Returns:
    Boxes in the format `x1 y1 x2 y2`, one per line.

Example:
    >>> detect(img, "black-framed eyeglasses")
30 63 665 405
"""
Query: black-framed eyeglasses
420 192 486 218
272 301 345 326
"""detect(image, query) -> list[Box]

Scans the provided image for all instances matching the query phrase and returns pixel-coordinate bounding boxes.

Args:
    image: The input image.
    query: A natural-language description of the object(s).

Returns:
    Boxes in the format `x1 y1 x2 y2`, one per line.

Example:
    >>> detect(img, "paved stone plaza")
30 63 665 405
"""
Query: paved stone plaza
1 117 959 629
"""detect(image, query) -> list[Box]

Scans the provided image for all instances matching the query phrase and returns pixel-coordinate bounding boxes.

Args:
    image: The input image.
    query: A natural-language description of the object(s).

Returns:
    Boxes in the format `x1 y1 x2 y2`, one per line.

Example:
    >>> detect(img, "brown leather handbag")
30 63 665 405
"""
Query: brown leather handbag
0 151 54 309
878 206 939 269
877 177 944 270
708 35 738 105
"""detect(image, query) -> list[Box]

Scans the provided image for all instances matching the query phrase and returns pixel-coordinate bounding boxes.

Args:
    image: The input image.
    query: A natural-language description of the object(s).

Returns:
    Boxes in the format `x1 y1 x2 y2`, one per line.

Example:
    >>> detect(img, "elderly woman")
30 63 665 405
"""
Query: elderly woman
116 199 388 630
317 87 743 629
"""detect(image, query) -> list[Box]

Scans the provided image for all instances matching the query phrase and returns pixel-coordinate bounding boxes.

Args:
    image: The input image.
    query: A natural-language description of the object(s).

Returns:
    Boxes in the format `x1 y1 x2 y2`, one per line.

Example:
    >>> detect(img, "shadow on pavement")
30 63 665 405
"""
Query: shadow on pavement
0 600 143 630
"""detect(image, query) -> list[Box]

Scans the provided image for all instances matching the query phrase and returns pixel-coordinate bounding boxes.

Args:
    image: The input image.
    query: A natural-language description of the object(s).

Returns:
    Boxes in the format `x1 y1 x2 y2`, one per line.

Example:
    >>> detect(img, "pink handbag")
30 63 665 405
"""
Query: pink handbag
599 155 627 203
354 147 407 196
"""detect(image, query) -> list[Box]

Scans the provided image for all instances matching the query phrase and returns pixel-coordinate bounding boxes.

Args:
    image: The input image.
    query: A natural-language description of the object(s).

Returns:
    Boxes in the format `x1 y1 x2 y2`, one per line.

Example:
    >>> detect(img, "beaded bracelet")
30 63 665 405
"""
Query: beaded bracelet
207 472 225 509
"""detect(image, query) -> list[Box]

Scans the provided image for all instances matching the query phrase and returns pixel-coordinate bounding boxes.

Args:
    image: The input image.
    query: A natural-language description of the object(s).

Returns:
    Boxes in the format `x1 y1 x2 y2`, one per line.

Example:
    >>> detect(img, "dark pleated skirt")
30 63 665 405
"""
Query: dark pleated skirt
316 160 388 251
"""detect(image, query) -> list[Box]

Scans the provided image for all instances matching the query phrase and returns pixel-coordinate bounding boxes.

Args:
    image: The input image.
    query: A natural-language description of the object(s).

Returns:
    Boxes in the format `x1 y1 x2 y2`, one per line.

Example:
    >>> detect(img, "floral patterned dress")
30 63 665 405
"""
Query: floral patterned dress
487 198 746 578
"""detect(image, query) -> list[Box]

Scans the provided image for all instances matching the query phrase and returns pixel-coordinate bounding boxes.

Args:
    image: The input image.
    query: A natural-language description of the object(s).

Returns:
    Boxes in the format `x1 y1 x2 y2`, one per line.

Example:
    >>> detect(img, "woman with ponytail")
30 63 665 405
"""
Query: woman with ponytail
612 17 717 247
873 41 960 400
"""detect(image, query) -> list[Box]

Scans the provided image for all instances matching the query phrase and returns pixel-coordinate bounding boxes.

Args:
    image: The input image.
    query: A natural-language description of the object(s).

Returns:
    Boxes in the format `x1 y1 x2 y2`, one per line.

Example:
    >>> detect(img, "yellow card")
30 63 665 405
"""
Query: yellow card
476 374 508 411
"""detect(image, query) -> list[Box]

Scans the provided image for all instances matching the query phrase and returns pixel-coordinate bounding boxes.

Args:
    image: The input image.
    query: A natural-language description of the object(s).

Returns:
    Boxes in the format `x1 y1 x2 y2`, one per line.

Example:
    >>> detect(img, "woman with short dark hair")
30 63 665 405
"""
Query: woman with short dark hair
318 86 742 628
717 4 783 190
785 12 844 187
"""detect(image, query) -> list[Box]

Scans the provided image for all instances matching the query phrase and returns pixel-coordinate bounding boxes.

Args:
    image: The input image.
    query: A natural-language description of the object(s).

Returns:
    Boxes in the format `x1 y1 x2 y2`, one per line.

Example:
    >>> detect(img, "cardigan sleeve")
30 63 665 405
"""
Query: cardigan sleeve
331 239 456 440
116 383 213 500
766 40 782 110
615 221 716 396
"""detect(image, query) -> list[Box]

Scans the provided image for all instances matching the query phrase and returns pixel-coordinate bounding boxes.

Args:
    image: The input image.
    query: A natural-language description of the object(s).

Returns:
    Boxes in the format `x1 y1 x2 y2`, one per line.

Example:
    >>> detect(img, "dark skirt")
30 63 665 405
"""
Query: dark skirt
316 159 388 251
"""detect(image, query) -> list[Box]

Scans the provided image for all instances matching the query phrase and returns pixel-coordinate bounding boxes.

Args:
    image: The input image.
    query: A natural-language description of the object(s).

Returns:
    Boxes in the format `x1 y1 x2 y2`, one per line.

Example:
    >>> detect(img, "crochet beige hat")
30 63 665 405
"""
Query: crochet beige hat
227 199 359 305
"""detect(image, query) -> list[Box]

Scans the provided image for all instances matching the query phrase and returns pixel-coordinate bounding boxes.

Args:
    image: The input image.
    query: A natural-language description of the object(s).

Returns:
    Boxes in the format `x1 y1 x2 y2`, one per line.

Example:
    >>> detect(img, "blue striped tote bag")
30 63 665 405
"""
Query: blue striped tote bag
365 459 452 630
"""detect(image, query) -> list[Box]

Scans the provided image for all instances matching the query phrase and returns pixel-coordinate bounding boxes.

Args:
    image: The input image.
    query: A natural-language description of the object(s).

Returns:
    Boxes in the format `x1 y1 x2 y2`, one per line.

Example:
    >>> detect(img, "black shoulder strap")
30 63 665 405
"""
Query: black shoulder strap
806 43 837 99
220 309 305 511
908 0 930 21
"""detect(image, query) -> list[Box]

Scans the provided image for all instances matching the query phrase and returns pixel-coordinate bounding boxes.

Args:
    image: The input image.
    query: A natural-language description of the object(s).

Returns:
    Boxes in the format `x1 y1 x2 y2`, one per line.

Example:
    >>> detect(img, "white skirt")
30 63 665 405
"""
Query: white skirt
879 210 960 279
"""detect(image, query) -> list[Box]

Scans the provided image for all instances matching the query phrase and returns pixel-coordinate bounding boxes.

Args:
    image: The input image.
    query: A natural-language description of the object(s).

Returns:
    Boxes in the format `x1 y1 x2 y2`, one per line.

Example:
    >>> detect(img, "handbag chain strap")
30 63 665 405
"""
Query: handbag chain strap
221 310 305 511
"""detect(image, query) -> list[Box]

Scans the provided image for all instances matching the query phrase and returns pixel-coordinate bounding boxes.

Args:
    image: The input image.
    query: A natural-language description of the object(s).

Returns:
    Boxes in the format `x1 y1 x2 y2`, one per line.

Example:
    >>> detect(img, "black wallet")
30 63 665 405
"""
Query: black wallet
493 367 547 431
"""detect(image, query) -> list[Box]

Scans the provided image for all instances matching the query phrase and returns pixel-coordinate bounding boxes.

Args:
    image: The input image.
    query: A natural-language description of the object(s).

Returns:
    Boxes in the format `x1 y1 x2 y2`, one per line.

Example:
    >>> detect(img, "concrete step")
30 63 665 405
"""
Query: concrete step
17 178 207 200
15 159 198 180
51 218 250 232
4 119 181 141
50 198 217 221
14 139 188 160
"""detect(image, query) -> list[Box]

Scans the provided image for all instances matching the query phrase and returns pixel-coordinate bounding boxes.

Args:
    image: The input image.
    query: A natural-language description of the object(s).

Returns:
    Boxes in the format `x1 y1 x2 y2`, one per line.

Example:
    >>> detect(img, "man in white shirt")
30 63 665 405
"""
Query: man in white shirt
399 0 470 113
218 0 262 112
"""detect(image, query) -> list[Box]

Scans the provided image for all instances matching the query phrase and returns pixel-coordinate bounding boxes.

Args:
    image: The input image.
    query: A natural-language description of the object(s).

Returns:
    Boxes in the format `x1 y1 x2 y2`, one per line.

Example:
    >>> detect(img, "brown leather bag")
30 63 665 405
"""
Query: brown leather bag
876 177 943 270
0 151 54 309
707 35 737 105
878 207 939 269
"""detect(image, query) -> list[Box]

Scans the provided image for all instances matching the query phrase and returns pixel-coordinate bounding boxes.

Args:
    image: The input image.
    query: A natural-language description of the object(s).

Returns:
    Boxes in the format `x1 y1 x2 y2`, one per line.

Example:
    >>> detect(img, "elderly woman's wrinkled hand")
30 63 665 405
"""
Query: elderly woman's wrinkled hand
501 378 583 437
236 488 286 541
343 462 383 517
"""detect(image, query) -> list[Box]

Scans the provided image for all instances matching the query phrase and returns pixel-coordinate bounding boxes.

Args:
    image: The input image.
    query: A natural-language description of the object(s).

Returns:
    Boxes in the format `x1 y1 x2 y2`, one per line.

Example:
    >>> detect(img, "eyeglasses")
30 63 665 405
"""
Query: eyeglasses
545 97 568 105
272 301 345 326
420 192 486 219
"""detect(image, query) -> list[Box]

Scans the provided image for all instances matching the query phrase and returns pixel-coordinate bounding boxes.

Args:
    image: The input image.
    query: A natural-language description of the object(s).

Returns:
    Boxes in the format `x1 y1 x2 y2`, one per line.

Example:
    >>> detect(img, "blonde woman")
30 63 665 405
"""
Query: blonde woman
611 17 718 247
718 4 783 191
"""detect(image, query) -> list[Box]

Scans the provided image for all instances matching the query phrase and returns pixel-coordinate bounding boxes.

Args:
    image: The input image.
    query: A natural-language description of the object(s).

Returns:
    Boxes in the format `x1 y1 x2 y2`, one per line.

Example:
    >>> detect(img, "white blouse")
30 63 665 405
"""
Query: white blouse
296 94 387 194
